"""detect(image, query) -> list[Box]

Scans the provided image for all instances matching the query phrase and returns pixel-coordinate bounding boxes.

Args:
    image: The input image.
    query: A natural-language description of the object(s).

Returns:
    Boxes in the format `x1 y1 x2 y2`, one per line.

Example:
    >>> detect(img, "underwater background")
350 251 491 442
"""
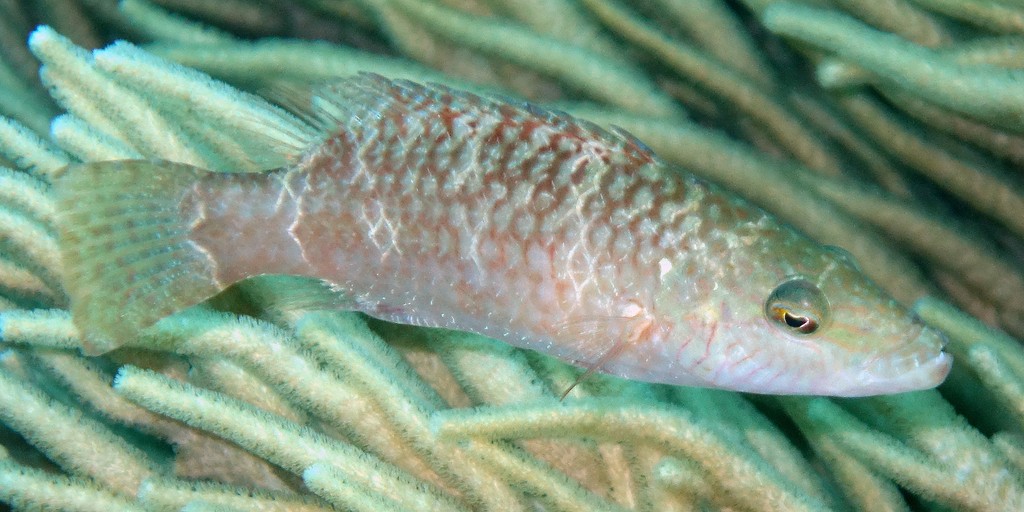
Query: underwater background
0 0 1022 510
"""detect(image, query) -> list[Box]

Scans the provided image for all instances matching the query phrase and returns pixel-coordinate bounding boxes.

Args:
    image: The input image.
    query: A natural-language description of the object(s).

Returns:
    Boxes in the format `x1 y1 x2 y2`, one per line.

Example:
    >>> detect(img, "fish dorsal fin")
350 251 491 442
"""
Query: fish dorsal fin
309 73 492 136
309 73 663 167
258 79 319 132
310 73 407 136
608 124 663 164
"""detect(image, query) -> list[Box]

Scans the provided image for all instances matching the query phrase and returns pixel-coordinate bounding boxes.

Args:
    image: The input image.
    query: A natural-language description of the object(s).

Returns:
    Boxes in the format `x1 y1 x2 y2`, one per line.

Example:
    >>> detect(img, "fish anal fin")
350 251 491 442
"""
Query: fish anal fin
234 274 353 322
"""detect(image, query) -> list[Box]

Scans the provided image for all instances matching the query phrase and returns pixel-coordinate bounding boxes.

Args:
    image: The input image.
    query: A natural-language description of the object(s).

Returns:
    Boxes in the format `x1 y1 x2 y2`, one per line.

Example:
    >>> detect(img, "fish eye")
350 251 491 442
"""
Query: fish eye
765 278 830 335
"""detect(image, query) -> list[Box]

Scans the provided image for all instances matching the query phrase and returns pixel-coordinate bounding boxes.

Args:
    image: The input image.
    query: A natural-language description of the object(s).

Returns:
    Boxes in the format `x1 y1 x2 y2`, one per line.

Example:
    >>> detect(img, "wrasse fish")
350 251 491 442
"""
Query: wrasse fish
54 74 950 396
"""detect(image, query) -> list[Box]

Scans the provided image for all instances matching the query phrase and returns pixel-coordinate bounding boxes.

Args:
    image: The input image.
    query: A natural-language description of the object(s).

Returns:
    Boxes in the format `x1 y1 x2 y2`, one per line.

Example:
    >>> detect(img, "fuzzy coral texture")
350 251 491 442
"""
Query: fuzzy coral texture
0 1 1023 511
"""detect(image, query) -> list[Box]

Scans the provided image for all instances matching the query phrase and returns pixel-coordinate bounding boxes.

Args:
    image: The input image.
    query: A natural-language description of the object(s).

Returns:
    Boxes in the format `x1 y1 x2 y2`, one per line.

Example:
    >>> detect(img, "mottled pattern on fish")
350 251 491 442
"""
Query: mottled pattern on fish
55 74 951 396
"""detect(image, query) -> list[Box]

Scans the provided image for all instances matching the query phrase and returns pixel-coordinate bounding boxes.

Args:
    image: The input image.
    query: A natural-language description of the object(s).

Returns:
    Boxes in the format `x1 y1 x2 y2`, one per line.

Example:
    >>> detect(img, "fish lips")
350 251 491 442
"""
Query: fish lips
831 325 952 397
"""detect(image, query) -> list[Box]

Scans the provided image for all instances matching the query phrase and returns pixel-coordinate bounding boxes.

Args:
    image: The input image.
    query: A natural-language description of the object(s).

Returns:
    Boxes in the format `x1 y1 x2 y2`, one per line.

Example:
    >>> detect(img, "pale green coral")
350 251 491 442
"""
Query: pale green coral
0 1 1023 511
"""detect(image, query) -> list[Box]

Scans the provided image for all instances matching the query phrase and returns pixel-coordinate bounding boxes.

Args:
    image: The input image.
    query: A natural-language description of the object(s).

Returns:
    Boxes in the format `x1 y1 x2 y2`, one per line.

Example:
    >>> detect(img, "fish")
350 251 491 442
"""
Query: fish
53 73 950 396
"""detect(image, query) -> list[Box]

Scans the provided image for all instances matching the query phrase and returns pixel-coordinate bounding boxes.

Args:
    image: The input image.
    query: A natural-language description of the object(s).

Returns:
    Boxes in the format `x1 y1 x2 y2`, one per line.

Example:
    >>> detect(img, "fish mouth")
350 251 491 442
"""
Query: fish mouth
835 323 952 397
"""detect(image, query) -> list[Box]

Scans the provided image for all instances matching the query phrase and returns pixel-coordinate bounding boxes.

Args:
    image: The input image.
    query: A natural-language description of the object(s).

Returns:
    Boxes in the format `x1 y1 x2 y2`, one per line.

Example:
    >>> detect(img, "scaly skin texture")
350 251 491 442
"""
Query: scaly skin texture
179 76 949 396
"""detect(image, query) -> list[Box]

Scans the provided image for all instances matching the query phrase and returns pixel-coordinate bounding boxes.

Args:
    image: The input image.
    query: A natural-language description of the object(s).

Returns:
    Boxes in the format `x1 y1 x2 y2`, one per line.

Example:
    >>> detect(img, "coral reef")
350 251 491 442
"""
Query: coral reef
0 0 1022 510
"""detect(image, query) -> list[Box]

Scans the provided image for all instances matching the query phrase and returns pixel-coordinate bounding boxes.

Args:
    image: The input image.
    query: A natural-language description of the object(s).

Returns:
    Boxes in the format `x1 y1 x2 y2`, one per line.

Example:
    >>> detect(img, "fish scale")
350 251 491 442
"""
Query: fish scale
53 74 951 396
305 87 662 354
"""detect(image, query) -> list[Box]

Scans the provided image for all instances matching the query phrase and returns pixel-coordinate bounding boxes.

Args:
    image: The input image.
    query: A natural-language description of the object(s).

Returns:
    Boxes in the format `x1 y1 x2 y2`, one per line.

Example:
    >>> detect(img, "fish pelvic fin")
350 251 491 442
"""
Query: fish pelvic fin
555 307 656 400
54 160 224 355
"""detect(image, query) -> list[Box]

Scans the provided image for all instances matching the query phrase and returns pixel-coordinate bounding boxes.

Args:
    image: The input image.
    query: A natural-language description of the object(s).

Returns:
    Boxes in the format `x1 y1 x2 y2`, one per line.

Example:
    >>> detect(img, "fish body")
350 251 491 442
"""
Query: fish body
55 74 950 396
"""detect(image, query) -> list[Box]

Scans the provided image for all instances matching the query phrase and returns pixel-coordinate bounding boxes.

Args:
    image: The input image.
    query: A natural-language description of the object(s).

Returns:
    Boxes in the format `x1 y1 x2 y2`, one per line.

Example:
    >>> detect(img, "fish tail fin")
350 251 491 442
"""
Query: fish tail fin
54 160 224 354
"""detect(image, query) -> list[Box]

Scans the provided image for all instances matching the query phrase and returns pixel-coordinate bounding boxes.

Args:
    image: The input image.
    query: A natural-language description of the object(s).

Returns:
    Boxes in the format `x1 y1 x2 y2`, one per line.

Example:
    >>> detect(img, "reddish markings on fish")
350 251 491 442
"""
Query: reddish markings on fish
734 352 766 383
438 105 463 136
691 316 720 370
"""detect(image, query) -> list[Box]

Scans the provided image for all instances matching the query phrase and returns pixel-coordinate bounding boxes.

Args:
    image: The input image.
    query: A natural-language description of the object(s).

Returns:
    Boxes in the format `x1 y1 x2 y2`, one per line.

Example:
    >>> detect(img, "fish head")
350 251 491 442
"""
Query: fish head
656 223 951 397
755 243 950 396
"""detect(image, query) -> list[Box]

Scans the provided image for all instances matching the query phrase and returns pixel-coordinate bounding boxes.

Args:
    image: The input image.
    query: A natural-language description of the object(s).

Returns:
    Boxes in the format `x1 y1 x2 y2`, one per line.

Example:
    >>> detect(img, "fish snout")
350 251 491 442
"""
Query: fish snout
842 324 952 396
900 322 953 385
